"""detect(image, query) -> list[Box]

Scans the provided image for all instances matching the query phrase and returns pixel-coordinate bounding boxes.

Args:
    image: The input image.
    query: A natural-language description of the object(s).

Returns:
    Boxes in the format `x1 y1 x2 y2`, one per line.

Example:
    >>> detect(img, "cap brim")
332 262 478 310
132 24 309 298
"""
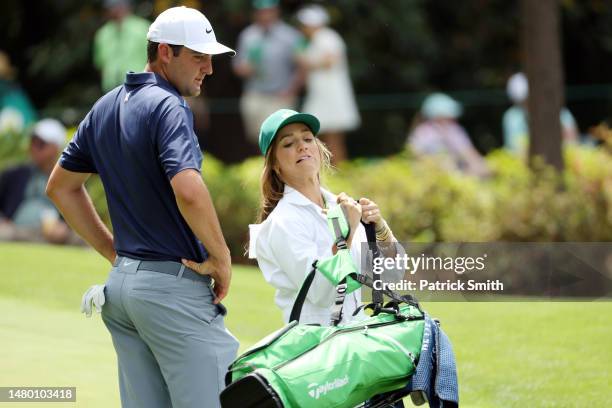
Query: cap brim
187 42 236 56
278 113 321 137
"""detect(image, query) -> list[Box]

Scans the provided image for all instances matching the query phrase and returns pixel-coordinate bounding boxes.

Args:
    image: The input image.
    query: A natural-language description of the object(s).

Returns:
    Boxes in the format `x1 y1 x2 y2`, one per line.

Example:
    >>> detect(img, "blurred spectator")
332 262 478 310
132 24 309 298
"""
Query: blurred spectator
93 0 149 92
233 0 304 145
296 5 360 165
0 119 79 244
0 51 36 135
503 72 578 155
407 93 489 177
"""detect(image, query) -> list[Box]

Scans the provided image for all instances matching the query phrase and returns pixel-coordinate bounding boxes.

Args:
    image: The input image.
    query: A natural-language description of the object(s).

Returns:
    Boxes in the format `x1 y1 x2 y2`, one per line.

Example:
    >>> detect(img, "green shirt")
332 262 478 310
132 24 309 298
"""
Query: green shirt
93 15 150 92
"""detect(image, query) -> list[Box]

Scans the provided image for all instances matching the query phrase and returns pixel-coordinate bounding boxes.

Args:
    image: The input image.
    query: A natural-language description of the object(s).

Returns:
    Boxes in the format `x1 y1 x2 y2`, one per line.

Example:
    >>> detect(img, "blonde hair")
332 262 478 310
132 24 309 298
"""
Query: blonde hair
257 136 332 223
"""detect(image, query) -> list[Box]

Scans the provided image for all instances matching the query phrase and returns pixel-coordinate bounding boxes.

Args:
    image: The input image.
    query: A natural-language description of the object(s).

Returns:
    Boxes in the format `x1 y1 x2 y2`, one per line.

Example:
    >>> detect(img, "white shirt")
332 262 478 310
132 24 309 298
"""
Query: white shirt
249 185 366 326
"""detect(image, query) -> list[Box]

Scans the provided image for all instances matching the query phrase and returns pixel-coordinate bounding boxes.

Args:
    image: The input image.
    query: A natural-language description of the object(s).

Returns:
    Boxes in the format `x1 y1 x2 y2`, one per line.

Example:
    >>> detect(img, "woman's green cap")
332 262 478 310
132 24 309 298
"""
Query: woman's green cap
258 109 320 155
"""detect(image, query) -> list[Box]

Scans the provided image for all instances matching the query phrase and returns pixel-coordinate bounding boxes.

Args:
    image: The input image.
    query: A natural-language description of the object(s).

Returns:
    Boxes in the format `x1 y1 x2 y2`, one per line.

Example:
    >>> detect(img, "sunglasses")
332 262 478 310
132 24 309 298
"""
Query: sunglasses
30 135 51 149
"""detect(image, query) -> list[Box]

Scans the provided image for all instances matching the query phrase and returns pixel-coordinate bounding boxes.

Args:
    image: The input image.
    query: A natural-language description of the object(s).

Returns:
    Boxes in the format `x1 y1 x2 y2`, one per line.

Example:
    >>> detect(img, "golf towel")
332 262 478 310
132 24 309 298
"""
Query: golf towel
405 315 459 407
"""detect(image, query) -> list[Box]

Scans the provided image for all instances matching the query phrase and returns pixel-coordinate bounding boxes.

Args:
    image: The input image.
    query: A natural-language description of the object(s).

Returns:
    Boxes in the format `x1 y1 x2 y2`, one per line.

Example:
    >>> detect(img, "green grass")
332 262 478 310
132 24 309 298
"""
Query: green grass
1 242 611 407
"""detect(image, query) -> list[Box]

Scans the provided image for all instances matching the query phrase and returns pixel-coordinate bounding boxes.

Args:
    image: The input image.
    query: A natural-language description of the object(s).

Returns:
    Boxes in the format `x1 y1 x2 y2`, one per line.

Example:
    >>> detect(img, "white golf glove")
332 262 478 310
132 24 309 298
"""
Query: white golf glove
81 284 106 317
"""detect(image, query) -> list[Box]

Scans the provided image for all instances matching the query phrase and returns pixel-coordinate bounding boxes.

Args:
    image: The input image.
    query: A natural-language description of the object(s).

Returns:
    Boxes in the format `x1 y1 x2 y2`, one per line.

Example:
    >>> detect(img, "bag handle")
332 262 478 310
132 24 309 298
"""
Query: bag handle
289 262 318 323
362 222 384 310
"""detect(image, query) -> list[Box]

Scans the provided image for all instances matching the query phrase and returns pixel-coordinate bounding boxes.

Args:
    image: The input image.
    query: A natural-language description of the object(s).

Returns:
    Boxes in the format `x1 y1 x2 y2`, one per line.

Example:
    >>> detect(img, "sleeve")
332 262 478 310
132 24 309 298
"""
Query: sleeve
258 214 336 308
59 111 97 173
155 103 202 180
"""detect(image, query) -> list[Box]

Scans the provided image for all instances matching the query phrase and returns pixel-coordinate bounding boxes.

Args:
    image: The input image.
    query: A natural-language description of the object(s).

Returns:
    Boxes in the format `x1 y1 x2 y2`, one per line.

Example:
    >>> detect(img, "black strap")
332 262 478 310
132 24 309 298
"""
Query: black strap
331 217 348 250
362 222 378 255
289 263 318 322
329 281 348 326
363 222 384 308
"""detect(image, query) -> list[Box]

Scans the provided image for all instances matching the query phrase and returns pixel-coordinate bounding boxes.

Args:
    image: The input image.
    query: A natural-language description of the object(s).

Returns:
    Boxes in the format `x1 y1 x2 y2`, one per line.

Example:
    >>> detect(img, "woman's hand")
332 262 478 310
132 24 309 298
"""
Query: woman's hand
359 197 383 227
337 192 362 234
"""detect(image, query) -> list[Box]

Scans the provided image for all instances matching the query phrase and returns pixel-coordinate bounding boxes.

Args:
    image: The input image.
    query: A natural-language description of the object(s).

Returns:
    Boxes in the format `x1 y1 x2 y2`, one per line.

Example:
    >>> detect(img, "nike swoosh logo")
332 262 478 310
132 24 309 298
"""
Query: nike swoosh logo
206 27 213 34
123 261 136 266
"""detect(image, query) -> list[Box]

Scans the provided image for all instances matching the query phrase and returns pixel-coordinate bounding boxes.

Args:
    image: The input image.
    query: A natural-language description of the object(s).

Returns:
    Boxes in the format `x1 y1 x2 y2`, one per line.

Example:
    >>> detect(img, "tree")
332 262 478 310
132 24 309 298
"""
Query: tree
521 0 564 171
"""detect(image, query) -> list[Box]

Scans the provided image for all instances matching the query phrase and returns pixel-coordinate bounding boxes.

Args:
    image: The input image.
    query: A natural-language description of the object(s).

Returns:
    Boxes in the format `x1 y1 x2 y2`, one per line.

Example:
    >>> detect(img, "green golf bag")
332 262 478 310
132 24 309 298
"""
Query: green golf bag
220 206 425 408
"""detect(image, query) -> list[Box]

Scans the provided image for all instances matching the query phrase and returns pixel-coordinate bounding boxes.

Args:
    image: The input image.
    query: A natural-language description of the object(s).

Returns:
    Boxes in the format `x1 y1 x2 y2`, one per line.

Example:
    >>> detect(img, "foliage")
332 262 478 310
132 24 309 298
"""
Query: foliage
0 129 28 171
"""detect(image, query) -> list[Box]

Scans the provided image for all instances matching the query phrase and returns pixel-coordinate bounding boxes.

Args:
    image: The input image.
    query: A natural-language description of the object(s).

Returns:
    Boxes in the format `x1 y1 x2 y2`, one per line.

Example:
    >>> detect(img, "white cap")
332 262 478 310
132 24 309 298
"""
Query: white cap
296 5 329 27
147 7 235 56
32 118 66 148
507 72 529 103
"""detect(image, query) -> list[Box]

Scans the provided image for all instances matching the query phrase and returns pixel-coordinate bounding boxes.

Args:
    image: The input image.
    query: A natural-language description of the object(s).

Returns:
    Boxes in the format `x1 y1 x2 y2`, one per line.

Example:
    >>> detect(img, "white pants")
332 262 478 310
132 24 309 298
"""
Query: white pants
240 91 296 144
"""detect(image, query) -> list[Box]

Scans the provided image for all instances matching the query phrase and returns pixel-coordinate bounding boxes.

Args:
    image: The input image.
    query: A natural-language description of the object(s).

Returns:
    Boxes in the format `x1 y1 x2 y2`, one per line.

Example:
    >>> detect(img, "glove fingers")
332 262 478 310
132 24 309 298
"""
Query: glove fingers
81 289 94 314
81 285 103 316
92 285 106 313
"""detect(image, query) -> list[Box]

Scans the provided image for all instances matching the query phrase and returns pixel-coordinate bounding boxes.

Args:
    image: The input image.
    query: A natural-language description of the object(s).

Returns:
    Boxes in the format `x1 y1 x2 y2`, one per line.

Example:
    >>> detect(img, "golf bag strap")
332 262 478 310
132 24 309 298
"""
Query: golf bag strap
289 262 317 322
289 216 349 324
331 217 348 250
329 281 348 326
363 222 384 306
328 222 384 325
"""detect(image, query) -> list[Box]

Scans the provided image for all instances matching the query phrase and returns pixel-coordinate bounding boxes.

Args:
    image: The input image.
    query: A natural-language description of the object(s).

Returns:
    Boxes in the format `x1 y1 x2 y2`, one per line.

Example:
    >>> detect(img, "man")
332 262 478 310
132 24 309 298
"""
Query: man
233 0 304 144
93 0 150 92
46 7 239 408
0 118 73 243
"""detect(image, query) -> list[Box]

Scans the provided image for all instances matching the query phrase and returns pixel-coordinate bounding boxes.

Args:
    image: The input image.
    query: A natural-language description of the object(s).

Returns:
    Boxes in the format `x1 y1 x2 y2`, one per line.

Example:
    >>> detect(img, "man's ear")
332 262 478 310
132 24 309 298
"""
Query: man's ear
157 43 172 64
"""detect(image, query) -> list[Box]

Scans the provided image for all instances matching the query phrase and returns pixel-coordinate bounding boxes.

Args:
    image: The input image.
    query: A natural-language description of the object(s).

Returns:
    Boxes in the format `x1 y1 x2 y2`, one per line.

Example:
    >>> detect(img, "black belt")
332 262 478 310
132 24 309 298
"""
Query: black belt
115 257 211 284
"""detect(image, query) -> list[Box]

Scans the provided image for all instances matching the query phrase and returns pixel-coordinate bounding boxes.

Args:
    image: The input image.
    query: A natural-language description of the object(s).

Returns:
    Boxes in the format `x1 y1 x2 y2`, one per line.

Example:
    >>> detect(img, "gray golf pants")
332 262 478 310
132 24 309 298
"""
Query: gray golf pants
101 257 239 408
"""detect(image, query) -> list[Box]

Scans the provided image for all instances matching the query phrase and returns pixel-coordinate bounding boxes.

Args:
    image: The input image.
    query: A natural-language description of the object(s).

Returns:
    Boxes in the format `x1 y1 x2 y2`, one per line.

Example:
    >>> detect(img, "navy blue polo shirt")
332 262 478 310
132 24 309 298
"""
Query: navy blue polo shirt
60 72 207 262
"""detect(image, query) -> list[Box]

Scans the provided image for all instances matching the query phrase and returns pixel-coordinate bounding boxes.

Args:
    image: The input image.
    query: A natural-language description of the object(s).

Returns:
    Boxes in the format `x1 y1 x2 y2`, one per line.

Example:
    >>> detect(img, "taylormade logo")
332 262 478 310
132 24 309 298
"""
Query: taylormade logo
307 375 349 399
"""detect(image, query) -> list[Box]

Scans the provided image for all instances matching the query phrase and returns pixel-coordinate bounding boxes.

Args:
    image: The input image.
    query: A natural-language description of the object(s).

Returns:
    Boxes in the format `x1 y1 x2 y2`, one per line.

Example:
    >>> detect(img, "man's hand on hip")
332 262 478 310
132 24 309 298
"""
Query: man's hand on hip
181 255 232 304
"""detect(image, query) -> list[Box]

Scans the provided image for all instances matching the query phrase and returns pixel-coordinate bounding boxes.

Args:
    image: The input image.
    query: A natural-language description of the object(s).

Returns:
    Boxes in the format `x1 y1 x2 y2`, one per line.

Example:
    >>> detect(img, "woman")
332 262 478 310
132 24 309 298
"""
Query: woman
295 5 360 164
249 109 400 326
407 92 490 177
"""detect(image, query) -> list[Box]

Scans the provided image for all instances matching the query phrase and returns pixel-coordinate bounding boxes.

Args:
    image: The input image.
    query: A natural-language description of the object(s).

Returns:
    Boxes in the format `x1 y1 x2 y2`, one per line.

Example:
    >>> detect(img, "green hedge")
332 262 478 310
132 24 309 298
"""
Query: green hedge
205 146 612 258
325 147 612 243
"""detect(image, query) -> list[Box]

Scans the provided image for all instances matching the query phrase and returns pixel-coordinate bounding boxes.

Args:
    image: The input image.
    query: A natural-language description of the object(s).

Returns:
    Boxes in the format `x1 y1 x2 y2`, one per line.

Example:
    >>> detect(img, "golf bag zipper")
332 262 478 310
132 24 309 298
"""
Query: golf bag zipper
273 315 422 371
